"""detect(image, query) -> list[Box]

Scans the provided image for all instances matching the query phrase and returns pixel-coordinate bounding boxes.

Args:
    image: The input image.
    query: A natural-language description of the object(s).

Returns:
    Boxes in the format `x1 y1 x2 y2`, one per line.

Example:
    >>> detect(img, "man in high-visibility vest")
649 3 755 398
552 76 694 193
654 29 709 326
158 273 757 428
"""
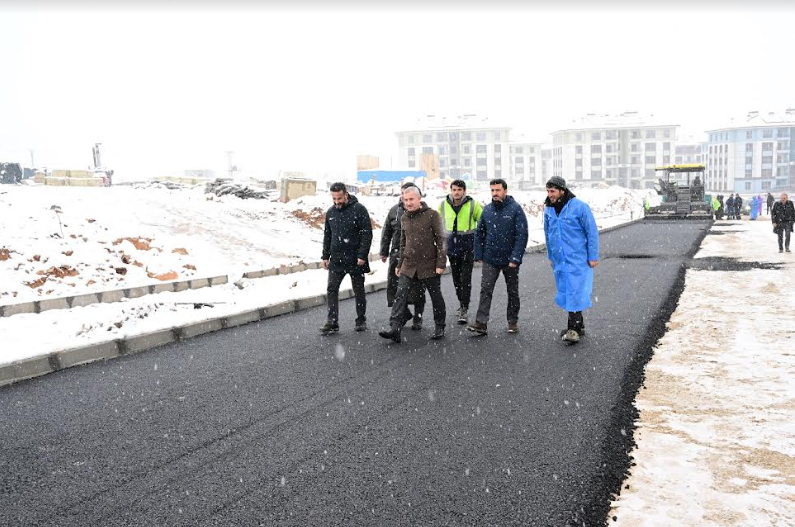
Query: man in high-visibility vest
439 179 483 324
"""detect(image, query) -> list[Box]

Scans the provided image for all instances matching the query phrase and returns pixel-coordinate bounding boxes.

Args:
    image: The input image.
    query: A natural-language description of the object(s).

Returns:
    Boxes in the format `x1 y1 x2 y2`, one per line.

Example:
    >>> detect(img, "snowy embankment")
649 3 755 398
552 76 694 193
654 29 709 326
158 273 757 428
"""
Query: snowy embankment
610 218 795 527
0 183 648 366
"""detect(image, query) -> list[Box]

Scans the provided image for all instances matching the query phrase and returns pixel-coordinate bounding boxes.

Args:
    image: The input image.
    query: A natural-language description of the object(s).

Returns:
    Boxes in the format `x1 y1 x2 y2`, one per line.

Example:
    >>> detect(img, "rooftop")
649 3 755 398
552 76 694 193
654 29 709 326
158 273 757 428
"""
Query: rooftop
707 109 795 132
396 114 511 134
553 112 678 133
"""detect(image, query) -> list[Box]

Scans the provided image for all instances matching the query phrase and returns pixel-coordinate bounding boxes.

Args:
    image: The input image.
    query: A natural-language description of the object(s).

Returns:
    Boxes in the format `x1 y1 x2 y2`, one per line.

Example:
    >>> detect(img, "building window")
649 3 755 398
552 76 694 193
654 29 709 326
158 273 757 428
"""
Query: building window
493 131 502 141
762 142 774 153
746 143 753 152
438 146 447 155
463 145 470 154
575 133 582 141
631 143 639 152
476 144 487 154
777 141 789 150
422 134 432 143
763 129 773 138
591 170 602 179
408 135 415 144
450 145 457 154
630 156 639 165
514 156 524 165
515 166 524 175
449 132 458 141
591 132 601 141
606 144 614 153
451 158 458 166
476 131 486 141
762 181 772 190
408 160 415 168
422 147 433 154
514 146 524 154
745 168 752 177
663 142 671 151
592 157 602 166
664 129 671 138
494 170 502 177
663 156 670 164
645 156 656 164
462 132 472 141
476 158 487 166
746 130 753 139
631 168 640 178
631 130 640 139
528 147 535 154
745 182 752 190
575 158 583 167
645 143 656 152
436 132 446 142
645 169 656 178
675 156 683 163
778 128 790 137
408 147 415 157
464 159 471 167
439 158 447 167
762 168 773 177
646 130 656 138
575 145 583 154
494 144 501 153
476 170 487 180
606 130 618 140
591 144 602 154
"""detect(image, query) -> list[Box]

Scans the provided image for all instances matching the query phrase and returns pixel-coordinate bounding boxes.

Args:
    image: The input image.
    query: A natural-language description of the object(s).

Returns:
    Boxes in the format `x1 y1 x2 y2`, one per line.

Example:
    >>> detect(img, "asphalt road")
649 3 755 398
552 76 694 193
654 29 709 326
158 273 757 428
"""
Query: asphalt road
0 220 710 527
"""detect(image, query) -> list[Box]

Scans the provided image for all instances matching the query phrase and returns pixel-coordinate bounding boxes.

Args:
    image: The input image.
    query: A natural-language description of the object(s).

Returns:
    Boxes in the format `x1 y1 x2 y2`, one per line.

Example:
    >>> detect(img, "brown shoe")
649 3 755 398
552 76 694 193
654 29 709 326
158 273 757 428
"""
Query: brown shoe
507 321 518 333
466 321 488 335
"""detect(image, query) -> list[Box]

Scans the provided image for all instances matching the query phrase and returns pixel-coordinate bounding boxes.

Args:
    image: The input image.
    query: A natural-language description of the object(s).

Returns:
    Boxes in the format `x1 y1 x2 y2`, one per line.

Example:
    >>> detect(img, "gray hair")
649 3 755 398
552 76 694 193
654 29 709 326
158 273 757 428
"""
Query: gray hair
401 185 422 198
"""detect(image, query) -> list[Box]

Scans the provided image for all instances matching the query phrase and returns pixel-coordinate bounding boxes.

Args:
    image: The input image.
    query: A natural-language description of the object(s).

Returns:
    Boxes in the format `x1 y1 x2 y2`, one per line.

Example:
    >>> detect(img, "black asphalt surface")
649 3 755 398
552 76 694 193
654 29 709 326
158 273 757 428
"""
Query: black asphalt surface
0 220 709 527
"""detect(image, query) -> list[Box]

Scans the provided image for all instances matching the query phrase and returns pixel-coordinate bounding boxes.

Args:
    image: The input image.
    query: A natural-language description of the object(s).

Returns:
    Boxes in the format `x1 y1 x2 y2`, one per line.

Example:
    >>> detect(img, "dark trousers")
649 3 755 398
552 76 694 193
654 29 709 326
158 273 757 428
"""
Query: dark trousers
327 270 366 324
767 203 773 215
387 254 425 315
778 222 792 250
390 274 445 329
568 311 584 332
449 253 475 307
475 261 520 324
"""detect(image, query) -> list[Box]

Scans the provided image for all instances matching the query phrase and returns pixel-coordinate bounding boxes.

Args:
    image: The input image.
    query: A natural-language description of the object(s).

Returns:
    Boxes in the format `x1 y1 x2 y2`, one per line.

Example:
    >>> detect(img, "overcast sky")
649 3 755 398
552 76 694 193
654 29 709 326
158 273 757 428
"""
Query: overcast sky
1 2 793 181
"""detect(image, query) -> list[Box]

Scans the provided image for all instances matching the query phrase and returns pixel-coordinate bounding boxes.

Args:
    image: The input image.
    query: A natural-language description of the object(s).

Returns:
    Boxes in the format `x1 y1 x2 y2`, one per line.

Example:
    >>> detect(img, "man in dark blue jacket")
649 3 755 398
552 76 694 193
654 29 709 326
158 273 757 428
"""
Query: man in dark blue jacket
320 182 373 335
467 179 528 335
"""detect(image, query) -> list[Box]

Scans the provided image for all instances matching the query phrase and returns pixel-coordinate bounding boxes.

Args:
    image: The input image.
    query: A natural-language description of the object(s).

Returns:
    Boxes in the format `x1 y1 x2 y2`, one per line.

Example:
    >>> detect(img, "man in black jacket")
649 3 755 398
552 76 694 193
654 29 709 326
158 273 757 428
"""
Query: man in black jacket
767 193 775 216
735 194 744 219
321 182 373 335
772 192 794 253
379 182 426 329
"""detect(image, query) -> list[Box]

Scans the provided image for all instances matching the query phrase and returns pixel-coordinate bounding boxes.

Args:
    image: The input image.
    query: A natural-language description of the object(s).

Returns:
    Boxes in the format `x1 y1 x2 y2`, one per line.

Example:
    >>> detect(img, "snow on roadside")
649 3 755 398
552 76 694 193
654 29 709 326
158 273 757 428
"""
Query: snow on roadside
610 218 795 527
0 183 648 306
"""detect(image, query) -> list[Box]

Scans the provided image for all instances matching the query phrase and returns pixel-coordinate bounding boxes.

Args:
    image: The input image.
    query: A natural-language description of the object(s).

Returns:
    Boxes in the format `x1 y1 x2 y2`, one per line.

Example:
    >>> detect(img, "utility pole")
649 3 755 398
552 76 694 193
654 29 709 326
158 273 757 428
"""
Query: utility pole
225 151 235 179
28 149 35 168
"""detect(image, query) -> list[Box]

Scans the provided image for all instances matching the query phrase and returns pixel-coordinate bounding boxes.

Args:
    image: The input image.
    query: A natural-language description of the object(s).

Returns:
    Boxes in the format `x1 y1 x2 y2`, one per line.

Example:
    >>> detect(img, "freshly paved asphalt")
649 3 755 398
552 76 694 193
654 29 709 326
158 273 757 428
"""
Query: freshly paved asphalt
0 220 709 527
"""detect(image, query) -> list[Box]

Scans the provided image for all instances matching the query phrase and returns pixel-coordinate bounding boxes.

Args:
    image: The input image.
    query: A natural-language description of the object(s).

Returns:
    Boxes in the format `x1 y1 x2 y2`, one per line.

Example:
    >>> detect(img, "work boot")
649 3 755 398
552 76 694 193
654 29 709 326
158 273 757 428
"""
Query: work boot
787 248 792 253
411 312 423 331
429 325 445 340
507 321 519 333
400 308 413 328
467 321 488 335
320 322 339 336
562 329 580 343
354 320 367 332
457 305 468 325
378 327 402 343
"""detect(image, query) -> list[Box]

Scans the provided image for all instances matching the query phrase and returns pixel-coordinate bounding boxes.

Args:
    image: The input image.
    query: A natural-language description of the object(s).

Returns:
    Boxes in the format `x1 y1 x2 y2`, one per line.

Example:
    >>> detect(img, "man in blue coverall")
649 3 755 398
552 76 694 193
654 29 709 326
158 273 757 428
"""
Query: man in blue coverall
543 176 599 343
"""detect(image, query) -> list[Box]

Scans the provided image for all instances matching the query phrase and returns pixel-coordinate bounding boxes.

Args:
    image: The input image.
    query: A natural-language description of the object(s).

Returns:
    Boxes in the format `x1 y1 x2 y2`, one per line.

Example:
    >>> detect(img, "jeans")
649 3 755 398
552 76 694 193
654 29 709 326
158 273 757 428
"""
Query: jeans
475 261 520 324
389 274 445 329
327 270 366 324
449 253 475 307
778 222 792 250
387 254 426 314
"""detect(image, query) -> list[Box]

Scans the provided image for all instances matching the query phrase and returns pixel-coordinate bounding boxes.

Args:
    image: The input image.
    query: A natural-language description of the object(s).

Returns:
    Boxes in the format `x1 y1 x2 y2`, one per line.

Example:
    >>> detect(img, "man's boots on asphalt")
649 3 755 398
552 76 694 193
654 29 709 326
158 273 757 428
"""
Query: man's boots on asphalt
429 325 445 340
457 304 468 325
507 321 519 333
320 322 339 336
354 320 367 332
562 329 580 343
411 312 423 331
379 326 402 343
467 321 488 335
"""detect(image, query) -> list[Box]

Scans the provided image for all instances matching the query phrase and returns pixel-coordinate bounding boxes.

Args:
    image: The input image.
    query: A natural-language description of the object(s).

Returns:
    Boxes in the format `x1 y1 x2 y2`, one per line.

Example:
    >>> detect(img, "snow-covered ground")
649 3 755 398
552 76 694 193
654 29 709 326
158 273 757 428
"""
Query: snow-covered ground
0 182 648 367
610 218 795 527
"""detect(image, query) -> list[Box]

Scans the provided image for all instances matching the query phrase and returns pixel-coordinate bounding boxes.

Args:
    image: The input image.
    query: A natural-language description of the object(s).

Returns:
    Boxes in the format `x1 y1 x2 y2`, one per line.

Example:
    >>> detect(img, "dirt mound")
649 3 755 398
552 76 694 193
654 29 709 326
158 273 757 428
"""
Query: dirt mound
291 208 326 229
113 237 158 251
0 248 10 261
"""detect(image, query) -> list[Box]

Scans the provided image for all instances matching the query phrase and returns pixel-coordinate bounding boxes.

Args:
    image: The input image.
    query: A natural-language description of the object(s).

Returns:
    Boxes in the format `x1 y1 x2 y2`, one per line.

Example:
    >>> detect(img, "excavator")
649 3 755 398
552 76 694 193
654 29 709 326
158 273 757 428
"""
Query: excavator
645 164 712 219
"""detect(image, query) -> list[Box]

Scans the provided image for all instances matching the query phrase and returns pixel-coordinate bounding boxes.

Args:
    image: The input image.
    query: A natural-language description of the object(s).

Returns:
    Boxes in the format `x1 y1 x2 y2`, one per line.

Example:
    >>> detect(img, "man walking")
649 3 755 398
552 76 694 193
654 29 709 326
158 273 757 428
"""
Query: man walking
467 179 528 335
543 176 599 343
439 179 482 324
767 192 775 216
379 185 447 342
380 182 426 330
772 192 794 253
320 182 373 335
735 194 744 219
726 194 735 220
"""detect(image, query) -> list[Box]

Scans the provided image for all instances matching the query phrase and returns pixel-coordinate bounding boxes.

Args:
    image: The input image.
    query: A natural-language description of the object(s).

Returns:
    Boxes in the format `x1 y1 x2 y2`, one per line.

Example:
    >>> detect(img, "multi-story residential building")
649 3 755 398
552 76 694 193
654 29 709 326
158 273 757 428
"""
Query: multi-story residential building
551 112 679 189
541 146 553 187
395 115 511 181
674 141 705 165
705 110 795 193
508 140 544 185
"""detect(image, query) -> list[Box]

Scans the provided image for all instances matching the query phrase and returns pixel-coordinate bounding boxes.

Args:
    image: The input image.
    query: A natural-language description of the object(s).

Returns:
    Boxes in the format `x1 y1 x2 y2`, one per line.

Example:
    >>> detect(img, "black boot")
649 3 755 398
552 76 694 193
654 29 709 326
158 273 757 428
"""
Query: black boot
411 311 423 331
429 325 445 340
379 327 402 343
320 322 339 335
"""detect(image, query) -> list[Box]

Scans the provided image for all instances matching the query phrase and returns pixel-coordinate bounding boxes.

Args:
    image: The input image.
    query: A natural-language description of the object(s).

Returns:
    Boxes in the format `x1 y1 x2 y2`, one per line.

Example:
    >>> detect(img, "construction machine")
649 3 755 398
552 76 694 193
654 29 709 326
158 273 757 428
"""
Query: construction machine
645 164 712 219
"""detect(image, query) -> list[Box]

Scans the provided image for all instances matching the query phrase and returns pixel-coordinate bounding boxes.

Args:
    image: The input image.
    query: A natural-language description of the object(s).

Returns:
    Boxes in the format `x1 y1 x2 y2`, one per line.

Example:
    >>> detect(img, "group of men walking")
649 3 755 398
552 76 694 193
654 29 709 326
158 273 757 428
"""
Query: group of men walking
725 193 744 220
320 177 600 344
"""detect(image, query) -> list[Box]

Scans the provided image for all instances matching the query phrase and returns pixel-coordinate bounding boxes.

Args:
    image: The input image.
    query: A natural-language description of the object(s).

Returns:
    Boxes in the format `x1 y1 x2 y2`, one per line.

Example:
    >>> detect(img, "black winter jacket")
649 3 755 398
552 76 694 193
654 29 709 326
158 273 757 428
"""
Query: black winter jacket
772 200 795 232
379 201 405 258
322 195 373 274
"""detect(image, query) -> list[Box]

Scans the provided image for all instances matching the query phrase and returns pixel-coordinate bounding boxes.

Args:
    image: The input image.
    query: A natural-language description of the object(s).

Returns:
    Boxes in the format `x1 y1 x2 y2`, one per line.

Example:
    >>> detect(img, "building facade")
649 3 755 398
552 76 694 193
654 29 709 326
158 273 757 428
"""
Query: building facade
705 110 795 193
551 113 679 189
508 141 544 185
395 115 511 181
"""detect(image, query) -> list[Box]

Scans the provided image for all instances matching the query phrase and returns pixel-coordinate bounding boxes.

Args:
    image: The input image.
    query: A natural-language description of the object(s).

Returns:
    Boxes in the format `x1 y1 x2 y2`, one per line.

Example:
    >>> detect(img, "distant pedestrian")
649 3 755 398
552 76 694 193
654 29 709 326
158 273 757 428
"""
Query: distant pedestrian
467 179 529 335
320 182 373 335
750 195 759 220
380 182 426 330
711 196 720 219
543 176 599 344
767 193 775 215
379 185 447 342
735 194 744 219
772 192 794 253
439 179 483 324
717 194 725 220
726 194 735 220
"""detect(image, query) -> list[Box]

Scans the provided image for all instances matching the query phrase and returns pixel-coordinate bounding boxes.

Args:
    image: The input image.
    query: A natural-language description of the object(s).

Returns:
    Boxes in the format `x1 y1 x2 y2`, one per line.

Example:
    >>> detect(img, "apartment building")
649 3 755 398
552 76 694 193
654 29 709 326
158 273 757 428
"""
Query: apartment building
551 112 679 189
508 141 544 185
705 110 795 193
395 115 511 181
